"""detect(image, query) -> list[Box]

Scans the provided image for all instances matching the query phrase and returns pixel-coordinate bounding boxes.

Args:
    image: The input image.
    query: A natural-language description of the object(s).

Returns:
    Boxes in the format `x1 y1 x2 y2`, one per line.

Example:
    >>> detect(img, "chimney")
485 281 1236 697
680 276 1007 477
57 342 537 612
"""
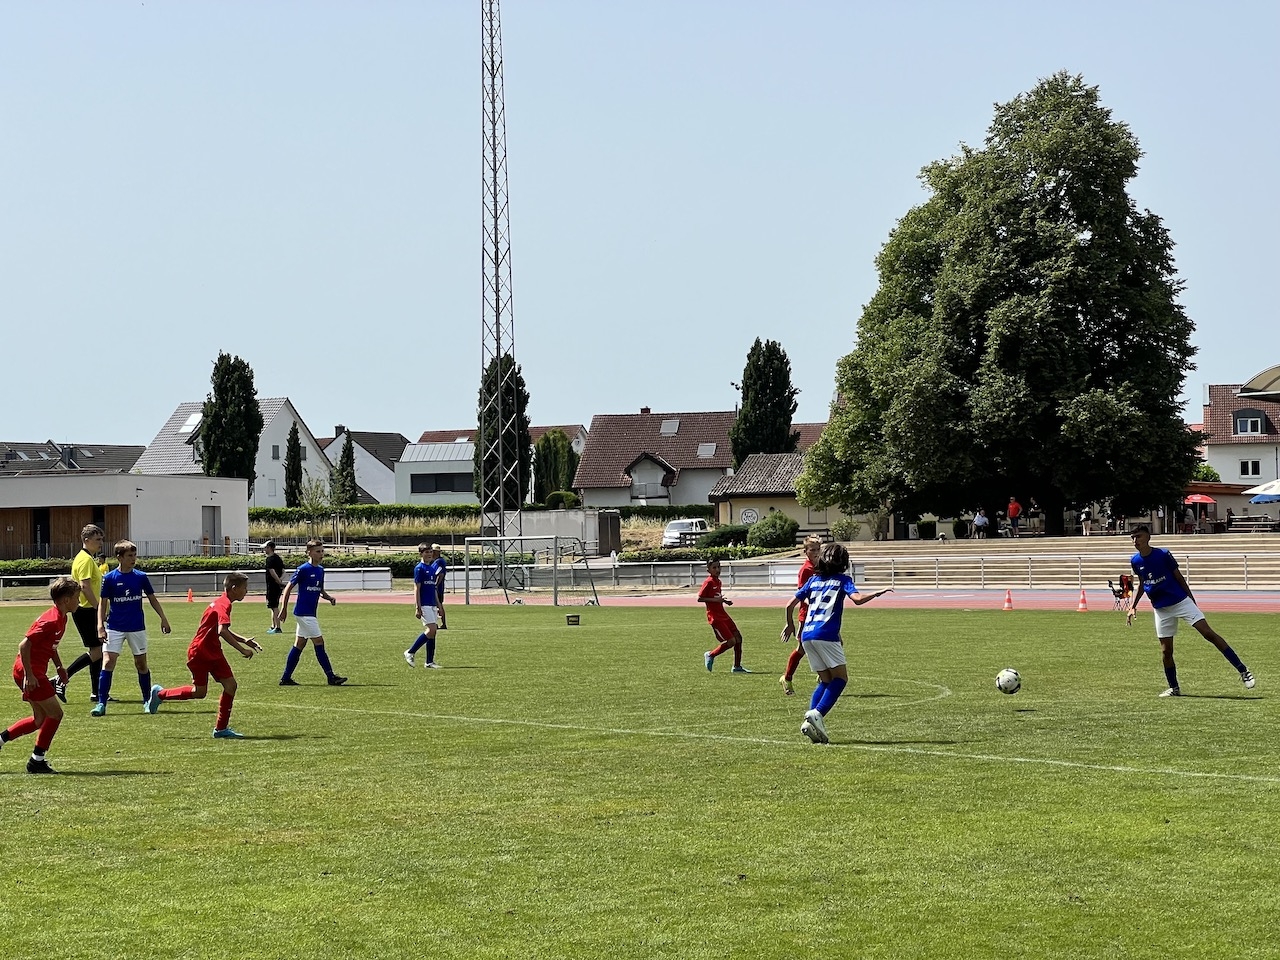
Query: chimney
640 407 651 415
335 424 346 437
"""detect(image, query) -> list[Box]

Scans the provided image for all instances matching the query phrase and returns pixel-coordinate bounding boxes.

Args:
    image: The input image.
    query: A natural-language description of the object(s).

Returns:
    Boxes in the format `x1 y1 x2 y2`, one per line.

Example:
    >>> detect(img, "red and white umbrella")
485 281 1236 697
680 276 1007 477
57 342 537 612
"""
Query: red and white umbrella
1184 494 1216 504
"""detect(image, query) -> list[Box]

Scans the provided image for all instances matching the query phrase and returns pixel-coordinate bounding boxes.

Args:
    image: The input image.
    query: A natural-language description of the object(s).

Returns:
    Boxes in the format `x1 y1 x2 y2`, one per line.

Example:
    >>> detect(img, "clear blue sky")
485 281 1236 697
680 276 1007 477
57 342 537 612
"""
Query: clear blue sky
3 1 1275 447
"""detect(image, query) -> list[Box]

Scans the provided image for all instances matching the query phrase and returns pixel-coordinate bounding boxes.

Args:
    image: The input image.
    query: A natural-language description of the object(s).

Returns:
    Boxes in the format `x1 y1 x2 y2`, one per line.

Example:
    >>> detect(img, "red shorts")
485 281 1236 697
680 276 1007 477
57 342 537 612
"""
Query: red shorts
709 617 740 642
13 670 55 704
187 651 233 687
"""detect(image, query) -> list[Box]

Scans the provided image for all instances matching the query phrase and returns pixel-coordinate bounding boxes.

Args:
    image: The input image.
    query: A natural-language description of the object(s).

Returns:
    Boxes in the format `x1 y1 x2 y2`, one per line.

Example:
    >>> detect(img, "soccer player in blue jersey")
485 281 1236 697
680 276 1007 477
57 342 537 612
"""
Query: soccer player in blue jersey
277 539 346 686
782 542 892 744
1126 525 1255 697
404 543 442 668
92 541 171 717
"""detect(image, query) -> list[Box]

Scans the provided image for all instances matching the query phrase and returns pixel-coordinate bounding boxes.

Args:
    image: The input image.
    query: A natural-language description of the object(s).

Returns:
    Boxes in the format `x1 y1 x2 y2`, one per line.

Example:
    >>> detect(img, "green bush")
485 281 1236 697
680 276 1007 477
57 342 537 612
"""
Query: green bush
618 546 774 563
952 519 969 540
697 524 749 548
917 520 937 540
545 491 581 510
830 517 861 541
249 504 484 525
746 512 800 549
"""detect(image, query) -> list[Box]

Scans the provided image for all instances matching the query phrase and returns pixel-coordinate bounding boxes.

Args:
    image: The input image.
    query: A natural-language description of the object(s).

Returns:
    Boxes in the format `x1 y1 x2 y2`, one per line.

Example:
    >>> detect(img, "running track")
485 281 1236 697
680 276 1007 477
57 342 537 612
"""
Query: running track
342 588 1280 613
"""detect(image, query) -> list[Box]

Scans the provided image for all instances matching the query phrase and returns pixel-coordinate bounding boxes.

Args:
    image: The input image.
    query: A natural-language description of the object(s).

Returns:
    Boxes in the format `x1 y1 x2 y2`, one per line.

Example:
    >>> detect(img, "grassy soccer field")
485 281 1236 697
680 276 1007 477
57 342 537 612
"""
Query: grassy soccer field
0 601 1276 960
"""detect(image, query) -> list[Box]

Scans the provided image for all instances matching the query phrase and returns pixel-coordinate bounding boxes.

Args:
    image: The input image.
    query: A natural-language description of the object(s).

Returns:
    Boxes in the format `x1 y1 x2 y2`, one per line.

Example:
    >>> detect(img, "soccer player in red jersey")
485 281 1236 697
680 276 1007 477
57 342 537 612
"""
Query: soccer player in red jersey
3 577 80 773
699 559 749 673
779 536 823 696
146 572 261 739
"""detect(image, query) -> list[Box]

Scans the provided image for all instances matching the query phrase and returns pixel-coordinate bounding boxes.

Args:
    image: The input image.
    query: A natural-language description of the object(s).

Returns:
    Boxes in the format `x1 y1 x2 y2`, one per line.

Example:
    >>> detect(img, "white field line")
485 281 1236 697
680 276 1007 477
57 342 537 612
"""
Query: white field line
237 697 1280 785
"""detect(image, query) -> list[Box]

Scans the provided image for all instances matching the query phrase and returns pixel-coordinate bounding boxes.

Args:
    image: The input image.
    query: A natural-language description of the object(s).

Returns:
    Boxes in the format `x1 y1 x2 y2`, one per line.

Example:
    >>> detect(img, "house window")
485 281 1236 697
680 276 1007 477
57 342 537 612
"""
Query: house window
272 445 280 460
268 478 277 497
659 419 680 436
1236 417 1262 435
300 447 307 461
411 473 471 494
1241 460 1261 477
696 443 716 459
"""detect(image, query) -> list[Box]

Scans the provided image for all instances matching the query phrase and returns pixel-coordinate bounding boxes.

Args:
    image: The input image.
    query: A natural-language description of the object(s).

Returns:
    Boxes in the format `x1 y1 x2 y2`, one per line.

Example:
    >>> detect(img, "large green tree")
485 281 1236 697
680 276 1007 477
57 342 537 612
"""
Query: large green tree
729 338 800 468
330 434 359 506
797 73 1200 534
199 352 265 498
283 421 304 507
532 429 580 504
474 353 532 513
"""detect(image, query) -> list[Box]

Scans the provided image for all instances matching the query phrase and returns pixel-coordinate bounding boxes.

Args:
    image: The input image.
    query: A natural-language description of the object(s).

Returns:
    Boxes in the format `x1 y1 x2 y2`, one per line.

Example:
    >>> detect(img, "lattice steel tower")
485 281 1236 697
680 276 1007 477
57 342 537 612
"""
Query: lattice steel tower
479 0 522 545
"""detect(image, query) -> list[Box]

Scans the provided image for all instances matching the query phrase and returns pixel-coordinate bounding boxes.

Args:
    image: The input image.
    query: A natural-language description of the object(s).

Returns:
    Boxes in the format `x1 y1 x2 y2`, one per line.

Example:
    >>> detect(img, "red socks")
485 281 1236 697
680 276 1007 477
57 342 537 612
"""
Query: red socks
35 715 62 751
215 692 234 730
5 717 39 741
784 647 805 682
160 685 197 701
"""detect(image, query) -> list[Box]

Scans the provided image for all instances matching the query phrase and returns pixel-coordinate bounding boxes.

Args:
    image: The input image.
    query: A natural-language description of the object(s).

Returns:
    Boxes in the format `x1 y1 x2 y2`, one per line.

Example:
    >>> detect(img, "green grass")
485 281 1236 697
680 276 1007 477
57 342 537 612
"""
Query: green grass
0 603 1277 959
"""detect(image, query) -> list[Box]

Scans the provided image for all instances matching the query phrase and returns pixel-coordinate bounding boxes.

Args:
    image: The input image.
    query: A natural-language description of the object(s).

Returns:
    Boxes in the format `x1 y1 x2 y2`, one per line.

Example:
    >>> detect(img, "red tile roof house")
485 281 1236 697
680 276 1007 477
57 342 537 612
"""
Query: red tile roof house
573 409 736 507
1199 366 1280 518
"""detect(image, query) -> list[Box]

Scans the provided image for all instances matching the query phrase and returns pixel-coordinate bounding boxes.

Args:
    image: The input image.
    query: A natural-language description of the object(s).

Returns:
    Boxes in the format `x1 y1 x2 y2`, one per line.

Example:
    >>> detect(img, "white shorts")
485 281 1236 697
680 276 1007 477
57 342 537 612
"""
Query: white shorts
105 630 148 656
1153 598 1205 638
802 638 847 672
418 607 438 627
294 616 323 639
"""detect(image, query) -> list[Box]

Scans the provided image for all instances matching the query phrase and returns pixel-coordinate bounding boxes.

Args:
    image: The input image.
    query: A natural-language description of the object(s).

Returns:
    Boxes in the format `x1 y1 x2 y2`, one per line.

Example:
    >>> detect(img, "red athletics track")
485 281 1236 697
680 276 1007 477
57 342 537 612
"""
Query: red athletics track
331 589 1280 613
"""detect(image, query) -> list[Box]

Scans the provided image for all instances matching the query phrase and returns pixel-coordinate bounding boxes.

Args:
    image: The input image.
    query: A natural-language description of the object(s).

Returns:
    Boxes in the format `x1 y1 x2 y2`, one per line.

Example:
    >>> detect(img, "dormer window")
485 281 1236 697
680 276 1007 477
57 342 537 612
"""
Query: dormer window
1236 417 1261 435
1234 407 1268 435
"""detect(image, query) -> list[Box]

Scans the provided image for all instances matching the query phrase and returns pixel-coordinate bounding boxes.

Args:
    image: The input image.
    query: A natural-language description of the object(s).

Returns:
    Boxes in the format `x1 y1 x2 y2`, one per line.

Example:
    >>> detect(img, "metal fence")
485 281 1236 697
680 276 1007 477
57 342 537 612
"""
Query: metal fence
0 567 392 601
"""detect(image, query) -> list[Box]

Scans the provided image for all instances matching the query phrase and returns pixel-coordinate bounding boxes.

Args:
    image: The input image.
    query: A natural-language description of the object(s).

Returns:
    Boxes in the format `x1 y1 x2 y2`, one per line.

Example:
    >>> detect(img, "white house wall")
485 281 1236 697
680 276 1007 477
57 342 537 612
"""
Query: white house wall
1206 443 1280 485
351 443 396 504
253 406 331 508
0 474 249 549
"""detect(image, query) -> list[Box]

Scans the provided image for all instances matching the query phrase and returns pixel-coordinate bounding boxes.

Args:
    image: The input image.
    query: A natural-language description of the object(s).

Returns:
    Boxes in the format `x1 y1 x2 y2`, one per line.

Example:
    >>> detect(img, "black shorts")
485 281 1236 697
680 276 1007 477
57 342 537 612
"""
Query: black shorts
72 606 101 648
266 590 282 610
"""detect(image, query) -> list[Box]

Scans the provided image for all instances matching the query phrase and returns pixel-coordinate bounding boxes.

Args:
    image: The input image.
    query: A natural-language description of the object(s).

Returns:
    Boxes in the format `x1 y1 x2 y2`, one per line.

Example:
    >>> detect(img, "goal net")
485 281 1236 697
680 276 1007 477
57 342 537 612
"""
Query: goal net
462 535 599 606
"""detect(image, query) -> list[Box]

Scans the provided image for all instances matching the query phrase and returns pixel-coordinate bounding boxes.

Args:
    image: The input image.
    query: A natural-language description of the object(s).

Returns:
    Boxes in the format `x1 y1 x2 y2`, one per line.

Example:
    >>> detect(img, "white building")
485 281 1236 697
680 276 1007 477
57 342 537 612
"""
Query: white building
0 472 249 559
395 442 478 505
317 427 410 505
134 398 331 508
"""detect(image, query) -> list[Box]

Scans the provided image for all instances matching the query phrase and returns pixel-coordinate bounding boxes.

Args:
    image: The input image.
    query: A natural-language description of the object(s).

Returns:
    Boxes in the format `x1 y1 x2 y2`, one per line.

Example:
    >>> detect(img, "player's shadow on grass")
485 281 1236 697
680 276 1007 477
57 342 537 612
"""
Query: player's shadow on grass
847 693 911 699
841 738 961 746
1178 693 1264 701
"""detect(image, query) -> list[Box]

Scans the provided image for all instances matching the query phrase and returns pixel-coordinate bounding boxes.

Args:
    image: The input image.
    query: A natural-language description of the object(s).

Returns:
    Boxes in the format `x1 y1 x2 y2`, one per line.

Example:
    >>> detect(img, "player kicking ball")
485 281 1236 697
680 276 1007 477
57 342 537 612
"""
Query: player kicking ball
147 572 261 739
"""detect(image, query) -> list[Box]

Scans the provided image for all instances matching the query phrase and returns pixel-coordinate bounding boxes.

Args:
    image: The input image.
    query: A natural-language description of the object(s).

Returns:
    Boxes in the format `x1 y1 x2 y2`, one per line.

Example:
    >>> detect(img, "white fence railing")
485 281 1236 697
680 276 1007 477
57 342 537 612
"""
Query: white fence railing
0 567 392 601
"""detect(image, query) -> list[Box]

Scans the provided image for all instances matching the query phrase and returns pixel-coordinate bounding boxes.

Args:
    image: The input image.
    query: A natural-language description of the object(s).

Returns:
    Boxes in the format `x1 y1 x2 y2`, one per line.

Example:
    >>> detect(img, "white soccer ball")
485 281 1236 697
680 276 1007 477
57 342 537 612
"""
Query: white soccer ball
995 668 1021 695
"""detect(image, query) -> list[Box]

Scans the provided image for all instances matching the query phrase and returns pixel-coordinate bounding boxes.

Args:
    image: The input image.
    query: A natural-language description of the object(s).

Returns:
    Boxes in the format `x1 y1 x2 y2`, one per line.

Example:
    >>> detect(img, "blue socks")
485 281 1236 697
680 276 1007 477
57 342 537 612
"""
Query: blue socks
426 635 436 664
314 644 335 678
409 634 428 655
816 677 847 716
138 671 151 701
1219 644 1246 673
98 669 114 705
810 681 828 712
1164 664 1179 689
282 646 302 680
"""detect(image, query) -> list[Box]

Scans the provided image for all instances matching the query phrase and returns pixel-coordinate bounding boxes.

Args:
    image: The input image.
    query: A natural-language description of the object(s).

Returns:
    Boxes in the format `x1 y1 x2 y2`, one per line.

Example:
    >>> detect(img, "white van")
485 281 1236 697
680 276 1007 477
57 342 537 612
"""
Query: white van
661 518 710 548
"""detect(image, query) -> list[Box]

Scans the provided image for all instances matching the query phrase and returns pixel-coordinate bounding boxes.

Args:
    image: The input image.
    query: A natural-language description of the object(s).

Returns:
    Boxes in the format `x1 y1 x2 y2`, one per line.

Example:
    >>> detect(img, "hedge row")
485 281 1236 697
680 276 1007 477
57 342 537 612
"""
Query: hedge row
249 504 481 524
618 546 774 563
0 550 549 581
248 503 716 524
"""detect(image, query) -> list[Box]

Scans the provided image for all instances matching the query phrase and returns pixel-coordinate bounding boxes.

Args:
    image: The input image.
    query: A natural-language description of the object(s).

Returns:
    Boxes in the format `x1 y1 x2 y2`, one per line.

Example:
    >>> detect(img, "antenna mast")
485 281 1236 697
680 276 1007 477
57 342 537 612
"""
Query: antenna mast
479 0 522 551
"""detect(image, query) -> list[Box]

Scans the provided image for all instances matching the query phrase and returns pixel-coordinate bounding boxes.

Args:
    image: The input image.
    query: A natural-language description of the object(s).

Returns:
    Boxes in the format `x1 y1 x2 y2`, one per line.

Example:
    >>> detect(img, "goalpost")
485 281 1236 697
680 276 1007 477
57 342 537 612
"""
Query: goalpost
462 534 600 606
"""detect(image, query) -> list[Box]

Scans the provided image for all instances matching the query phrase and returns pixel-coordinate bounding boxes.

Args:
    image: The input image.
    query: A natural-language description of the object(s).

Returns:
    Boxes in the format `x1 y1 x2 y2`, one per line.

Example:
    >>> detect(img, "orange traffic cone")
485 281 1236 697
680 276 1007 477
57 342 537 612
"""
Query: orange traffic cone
1002 589 1013 611
1077 589 1089 612
187 588 194 603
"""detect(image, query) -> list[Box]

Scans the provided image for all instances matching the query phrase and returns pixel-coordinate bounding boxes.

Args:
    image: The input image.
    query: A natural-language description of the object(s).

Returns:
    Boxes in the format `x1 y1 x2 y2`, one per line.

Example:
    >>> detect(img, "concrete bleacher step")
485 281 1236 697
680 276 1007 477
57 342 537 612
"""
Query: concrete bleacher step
843 534 1280 591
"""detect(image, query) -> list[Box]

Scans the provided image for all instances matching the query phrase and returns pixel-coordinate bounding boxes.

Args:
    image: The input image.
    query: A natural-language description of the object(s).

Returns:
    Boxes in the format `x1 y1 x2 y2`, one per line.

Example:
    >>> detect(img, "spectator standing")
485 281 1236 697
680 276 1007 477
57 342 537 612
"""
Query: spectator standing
264 540 286 634
1007 497 1023 537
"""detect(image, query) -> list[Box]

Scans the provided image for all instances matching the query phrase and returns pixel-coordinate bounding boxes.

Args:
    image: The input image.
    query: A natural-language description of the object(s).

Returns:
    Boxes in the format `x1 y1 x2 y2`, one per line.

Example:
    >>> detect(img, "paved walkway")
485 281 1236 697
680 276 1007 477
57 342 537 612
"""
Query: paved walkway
341 588 1280 613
